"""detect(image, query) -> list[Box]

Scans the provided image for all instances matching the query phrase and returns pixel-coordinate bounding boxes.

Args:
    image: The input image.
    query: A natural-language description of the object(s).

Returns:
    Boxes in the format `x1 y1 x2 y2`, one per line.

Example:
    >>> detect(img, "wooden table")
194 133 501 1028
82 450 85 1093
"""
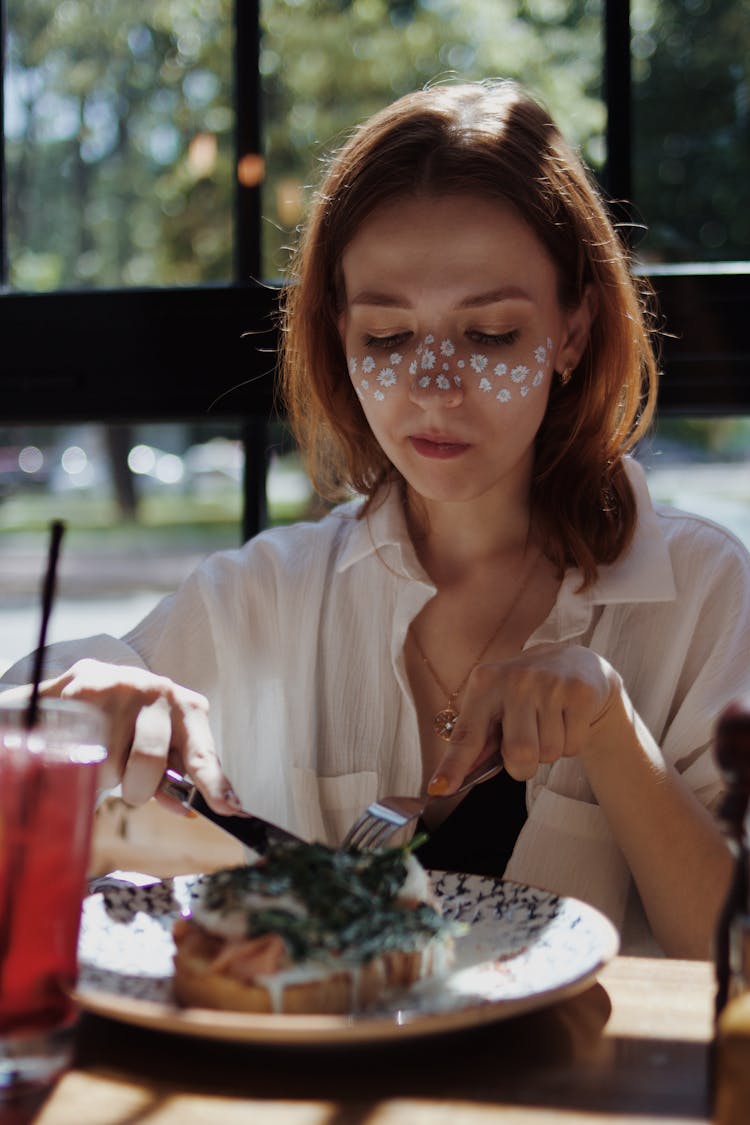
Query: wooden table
3 956 716 1125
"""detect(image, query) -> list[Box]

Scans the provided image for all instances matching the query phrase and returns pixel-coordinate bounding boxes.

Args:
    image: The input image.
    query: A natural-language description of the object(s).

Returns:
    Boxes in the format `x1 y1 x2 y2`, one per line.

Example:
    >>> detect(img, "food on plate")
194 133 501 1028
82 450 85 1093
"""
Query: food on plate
172 839 456 1014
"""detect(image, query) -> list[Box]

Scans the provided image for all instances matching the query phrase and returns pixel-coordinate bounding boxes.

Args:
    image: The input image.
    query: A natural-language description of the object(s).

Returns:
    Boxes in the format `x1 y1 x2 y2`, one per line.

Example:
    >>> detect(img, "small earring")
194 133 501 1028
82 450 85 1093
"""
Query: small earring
559 367 572 386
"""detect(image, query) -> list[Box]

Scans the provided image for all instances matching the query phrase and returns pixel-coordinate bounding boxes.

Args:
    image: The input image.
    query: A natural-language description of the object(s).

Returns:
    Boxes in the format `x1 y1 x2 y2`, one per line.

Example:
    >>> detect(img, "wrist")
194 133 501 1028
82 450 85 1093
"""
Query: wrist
581 679 666 782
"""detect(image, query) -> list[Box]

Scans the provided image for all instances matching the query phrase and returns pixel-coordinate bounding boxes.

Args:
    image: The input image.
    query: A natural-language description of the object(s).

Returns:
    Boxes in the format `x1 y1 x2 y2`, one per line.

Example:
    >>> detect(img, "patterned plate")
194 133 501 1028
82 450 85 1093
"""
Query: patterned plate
75 872 619 1044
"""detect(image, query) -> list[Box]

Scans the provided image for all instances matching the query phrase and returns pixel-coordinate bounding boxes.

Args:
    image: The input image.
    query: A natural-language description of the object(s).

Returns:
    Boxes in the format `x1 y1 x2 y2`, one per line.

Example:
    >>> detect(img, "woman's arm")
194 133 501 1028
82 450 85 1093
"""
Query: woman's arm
431 644 733 958
581 686 732 958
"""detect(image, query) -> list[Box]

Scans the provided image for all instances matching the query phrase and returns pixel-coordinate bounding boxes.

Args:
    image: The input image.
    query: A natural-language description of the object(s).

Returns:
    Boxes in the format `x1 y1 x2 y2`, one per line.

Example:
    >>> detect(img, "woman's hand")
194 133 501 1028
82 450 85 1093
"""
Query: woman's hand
37 658 242 815
428 644 622 794
426 642 733 958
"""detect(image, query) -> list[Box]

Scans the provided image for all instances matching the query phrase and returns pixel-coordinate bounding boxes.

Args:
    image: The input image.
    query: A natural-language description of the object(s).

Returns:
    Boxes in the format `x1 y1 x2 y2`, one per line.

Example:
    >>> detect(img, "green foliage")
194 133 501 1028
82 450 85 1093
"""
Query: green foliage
6 0 235 289
260 0 605 275
7 1 750 283
196 839 453 963
652 417 750 458
631 0 750 262
6 0 604 289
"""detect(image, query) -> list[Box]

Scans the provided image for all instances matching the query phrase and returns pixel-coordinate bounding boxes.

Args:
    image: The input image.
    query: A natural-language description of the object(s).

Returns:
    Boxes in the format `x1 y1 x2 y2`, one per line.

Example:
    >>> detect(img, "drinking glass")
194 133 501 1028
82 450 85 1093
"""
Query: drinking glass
0 700 107 1099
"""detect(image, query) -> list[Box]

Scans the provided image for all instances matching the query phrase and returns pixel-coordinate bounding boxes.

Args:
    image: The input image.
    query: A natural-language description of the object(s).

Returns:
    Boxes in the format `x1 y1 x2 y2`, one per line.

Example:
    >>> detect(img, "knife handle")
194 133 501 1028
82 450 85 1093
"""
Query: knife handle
158 768 287 855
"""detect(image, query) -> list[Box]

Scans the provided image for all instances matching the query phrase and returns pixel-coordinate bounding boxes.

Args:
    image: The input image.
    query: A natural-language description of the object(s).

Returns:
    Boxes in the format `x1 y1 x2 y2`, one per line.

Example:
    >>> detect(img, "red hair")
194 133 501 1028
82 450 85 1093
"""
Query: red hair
280 80 658 586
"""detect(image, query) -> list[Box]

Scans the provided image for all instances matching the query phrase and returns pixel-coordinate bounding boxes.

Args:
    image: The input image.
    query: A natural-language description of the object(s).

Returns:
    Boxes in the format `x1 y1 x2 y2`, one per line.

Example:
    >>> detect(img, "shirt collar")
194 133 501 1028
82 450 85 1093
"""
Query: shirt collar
530 457 677 645
335 485 430 583
336 456 677 604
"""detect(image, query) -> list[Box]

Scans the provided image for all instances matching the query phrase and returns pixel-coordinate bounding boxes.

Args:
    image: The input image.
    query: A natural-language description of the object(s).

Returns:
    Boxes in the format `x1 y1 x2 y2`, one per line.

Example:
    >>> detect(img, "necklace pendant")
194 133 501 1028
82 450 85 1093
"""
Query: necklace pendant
434 707 459 742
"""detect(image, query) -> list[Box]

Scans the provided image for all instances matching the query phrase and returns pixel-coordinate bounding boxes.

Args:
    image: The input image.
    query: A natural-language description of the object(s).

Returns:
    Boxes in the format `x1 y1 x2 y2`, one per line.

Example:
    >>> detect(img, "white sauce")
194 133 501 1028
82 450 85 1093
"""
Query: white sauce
187 851 449 1011
190 884 307 940
395 853 433 906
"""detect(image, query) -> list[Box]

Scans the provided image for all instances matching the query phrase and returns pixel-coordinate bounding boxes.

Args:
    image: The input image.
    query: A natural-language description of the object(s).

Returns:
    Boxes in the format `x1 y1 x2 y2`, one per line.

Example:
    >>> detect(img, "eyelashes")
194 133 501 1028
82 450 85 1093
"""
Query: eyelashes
364 332 411 349
467 329 520 347
364 328 520 350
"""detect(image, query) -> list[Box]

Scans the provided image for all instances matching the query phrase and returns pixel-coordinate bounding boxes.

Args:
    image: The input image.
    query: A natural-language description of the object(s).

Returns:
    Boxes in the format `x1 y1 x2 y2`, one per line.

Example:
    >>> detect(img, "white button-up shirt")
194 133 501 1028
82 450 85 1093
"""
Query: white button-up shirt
5 459 750 951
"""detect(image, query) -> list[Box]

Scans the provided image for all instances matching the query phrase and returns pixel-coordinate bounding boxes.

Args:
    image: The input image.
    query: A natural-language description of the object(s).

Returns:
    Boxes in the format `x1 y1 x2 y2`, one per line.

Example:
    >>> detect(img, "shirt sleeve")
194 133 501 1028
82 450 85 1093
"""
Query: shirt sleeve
659 516 750 808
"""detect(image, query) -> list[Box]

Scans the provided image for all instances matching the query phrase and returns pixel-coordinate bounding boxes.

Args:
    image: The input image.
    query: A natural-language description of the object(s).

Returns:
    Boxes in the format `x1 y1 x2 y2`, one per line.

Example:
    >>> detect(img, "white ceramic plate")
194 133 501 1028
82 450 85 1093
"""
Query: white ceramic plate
76 871 619 1044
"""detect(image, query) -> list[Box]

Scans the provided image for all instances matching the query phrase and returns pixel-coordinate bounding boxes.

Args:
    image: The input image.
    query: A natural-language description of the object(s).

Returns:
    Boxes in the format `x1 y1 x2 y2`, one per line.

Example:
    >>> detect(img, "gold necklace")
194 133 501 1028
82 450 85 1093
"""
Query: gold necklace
410 549 540 741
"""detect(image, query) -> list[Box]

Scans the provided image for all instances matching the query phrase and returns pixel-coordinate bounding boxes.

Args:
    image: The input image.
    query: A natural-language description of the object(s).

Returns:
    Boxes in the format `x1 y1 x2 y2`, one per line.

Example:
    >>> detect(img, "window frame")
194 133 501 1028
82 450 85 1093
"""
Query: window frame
0 0 747 542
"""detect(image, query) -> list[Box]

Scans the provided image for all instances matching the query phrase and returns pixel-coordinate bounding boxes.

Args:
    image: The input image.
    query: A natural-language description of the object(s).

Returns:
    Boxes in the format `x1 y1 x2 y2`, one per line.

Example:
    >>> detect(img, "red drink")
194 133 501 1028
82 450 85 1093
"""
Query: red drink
0 702 106 1095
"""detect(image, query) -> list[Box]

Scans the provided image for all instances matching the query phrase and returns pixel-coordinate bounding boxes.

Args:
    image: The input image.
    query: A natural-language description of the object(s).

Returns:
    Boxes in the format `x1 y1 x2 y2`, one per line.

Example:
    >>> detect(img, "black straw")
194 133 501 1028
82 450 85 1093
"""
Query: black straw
25 519 65 730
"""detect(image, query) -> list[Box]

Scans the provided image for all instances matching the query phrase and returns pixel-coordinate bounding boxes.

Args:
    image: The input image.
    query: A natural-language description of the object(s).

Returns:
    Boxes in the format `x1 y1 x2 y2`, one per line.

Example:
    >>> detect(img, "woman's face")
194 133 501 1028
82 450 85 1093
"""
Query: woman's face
338 193 592 509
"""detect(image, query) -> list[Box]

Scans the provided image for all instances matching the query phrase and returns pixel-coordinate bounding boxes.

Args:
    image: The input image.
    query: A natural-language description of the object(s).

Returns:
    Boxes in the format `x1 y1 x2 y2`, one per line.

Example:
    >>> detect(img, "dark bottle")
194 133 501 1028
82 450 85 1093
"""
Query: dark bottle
714 698 750 1020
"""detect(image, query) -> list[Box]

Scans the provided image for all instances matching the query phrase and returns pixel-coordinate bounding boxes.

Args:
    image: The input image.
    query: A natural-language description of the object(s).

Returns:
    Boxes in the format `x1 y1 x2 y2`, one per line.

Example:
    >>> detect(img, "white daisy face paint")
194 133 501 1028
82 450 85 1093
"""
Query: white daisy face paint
348 332 555 407
337 193 594 507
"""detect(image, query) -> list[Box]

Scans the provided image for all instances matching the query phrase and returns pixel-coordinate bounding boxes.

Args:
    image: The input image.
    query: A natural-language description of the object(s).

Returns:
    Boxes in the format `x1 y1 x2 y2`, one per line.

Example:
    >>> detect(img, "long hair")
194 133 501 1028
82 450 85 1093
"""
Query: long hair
279 80 659 586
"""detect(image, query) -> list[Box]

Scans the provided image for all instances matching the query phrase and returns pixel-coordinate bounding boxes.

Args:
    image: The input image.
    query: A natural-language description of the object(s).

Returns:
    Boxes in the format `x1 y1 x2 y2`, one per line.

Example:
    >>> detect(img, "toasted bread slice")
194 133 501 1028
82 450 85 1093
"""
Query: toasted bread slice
172 841 453 1014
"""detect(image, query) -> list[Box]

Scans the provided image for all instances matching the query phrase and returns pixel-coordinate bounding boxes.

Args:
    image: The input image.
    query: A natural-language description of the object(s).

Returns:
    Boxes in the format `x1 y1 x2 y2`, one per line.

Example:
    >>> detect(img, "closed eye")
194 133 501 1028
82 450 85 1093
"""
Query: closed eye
363 332 412 350
467 329 520 346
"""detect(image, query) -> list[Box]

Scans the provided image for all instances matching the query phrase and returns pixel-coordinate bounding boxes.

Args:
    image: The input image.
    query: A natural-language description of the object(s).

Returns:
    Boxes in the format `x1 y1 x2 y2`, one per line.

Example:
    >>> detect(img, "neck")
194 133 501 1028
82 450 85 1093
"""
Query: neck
404 484 535 584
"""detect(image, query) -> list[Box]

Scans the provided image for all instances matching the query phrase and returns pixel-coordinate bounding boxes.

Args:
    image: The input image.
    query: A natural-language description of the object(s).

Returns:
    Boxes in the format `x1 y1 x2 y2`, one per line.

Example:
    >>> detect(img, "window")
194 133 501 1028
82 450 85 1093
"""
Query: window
1 0 749 676
627 0 750 548
632 0 750 264
5 1 236 291
259 0 604 276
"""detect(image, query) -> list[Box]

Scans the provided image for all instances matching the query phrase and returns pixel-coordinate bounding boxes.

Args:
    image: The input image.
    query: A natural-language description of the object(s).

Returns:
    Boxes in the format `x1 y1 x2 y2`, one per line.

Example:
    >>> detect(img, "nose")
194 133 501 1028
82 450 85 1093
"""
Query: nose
408 367 464 409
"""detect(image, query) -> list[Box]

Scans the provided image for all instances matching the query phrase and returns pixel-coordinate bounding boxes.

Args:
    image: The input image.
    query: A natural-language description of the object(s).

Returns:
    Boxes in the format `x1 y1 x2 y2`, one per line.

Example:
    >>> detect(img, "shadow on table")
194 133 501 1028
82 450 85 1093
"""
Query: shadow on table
62 978 702 1120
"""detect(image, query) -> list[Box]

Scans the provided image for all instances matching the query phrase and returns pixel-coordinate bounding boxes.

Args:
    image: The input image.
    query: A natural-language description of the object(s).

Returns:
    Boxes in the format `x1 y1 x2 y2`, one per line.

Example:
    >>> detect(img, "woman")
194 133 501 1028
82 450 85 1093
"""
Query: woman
3 80 749 956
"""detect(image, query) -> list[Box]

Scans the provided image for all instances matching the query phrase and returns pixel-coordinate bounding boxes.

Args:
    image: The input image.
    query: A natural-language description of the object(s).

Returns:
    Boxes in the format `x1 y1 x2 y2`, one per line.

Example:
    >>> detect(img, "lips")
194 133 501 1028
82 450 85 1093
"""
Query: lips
409 433 471 459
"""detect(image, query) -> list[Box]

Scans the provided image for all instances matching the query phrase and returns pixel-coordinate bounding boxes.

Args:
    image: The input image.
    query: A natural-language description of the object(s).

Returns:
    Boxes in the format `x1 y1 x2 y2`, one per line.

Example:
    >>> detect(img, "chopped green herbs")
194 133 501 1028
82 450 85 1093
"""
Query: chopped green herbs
193 841 451 964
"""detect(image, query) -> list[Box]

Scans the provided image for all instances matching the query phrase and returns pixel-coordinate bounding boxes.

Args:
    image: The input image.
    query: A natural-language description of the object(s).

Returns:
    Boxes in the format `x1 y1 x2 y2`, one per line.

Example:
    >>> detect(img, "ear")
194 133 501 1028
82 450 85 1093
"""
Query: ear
556 284 597 372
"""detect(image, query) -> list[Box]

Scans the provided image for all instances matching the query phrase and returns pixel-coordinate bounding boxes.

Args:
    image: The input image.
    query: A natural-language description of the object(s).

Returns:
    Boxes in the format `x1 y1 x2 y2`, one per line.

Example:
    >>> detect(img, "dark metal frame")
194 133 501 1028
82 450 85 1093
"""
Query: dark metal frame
1 1 748 541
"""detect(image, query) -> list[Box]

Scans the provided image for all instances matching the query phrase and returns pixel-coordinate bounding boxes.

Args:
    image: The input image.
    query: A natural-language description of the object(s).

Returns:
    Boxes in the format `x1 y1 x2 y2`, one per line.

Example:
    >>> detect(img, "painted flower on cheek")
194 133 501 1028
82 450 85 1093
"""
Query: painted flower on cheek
350 332 555 407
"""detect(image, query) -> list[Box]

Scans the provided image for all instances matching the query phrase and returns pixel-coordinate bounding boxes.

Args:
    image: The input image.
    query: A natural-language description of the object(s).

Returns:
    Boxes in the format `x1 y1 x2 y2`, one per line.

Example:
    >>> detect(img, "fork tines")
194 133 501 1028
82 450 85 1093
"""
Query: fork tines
341 801 413 852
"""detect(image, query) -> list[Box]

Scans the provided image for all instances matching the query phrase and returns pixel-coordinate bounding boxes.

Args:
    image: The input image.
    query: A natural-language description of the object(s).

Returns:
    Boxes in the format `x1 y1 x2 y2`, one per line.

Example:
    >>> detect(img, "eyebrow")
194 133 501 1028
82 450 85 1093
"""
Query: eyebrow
349 286 534 309
457 286 534 309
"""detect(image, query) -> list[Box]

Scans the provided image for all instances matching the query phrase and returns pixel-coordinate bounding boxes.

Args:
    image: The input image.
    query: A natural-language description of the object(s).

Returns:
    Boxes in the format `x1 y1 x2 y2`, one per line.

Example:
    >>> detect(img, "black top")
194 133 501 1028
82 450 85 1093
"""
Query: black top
413 767 527 878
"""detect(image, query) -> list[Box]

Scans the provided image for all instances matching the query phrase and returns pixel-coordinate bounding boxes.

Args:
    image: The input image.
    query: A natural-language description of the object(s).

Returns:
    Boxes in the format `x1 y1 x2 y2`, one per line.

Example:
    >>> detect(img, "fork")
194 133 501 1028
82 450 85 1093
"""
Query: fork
341 751 504 852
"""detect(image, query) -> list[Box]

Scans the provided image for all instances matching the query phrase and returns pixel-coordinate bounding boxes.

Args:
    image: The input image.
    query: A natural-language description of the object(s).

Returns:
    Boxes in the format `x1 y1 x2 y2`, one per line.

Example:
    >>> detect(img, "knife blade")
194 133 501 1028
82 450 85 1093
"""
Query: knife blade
158 768 302 854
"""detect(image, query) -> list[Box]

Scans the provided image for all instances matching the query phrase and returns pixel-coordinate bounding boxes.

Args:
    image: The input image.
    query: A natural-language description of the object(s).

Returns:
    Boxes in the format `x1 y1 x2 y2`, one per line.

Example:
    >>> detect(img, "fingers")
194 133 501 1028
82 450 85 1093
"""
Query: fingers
429 646 618 794
170 696 244 816
120 698 172 806
40 658 239 812
428 665 504 794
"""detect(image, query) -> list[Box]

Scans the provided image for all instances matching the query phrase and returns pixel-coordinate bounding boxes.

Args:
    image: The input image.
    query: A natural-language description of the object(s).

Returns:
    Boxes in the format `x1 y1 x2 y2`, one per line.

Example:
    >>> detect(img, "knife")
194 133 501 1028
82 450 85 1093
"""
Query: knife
158 768 303 854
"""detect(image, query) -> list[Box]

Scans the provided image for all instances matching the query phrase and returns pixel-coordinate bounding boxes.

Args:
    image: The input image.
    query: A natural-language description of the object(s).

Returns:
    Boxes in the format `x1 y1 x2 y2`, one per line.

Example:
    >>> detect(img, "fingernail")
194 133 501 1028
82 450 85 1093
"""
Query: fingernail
223 786 243 809
428 774 451 796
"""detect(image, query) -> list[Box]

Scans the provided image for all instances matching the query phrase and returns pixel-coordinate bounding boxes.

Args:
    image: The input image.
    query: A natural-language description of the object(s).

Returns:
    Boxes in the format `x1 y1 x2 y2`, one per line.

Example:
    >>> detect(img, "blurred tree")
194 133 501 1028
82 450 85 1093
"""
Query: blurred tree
260 0 604 274
6 0 234 289
632 0 750 262
5 0 604 288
